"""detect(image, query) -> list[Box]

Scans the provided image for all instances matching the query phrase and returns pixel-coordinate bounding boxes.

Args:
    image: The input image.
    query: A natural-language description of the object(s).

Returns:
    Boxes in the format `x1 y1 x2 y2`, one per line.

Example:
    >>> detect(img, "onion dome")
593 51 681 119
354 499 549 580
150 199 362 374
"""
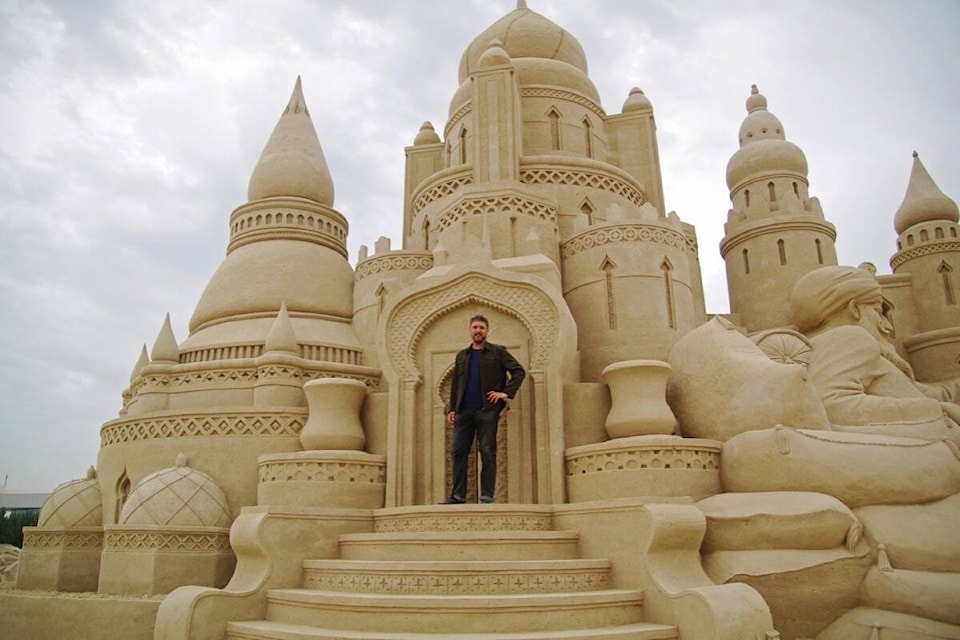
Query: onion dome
413 121 441 146
894 151 959 234
118 454 230 528
622 87 653 113
726 85 808 190
450 3 599 115
247 76 335 206
38 466 101 528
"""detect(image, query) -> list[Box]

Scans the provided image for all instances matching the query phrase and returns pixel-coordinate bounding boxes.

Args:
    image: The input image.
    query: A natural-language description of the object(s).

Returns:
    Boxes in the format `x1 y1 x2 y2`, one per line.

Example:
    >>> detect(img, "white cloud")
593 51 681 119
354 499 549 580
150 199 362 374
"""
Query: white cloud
1 0 958 490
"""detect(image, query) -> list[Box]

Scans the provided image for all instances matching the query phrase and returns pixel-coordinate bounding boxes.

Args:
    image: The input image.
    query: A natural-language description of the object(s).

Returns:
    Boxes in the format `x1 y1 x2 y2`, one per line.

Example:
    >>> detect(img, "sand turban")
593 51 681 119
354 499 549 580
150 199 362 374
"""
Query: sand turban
790 266 883 332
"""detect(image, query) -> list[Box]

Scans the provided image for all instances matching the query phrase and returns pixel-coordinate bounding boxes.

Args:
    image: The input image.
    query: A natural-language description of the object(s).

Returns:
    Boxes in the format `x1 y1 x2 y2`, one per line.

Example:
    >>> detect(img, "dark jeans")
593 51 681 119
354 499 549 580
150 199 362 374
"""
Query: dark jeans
449 409 500 502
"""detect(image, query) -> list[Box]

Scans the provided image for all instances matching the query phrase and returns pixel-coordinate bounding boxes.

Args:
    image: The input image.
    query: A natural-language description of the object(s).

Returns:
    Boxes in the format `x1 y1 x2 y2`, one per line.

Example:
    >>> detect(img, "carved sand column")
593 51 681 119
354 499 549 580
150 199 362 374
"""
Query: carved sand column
299 378 367 451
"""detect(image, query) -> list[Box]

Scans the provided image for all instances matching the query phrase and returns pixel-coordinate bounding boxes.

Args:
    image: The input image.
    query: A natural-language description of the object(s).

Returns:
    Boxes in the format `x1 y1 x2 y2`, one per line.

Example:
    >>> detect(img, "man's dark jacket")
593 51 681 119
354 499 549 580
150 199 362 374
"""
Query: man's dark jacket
446 342 526 414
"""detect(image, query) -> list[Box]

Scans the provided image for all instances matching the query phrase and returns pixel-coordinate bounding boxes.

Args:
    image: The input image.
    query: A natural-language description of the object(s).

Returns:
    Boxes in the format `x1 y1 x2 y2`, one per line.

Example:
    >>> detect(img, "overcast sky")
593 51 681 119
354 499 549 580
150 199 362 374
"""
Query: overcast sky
2 0 958 492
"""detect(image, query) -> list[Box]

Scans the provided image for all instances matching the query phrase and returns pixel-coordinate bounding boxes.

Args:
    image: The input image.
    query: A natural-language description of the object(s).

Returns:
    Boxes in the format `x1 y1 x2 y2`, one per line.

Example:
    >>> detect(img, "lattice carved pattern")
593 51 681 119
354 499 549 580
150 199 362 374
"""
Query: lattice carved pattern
566 447 721 476
303 567 608 594
258 460 386 484
356 253 435 282
374 513 553 533
22 530 103 550
101 413 305 446
103 530 231 552
519 87 606 119
561 224 688 258
411 175 474 217
435 195 557 234
387 276 559 377
520 168 645 208
891 241 960 269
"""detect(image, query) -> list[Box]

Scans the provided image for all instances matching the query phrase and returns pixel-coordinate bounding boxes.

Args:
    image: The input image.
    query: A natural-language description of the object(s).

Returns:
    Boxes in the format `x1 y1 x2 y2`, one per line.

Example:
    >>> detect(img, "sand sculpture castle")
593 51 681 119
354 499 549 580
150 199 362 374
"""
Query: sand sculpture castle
4 3 960 639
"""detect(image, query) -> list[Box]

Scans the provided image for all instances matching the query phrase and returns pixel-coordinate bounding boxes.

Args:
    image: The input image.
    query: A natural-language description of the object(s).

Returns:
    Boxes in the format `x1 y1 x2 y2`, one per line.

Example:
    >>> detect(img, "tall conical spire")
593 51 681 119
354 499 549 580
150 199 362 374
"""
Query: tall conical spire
129 344 150 382
247 76 335 206
894 151 959 234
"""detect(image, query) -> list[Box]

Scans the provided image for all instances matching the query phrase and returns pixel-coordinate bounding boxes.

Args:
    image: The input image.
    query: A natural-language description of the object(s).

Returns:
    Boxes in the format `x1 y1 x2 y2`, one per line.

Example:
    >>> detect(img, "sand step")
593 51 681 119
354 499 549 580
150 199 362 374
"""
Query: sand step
338 530 580 561
226 620 679 640
371 504 556 534
263 589 646 634
302 559 612 594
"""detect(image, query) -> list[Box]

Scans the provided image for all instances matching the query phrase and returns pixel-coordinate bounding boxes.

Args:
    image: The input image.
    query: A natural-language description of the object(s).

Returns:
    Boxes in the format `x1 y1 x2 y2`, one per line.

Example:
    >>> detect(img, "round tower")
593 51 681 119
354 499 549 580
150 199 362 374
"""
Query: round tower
889 152 960 380
721 85 838 332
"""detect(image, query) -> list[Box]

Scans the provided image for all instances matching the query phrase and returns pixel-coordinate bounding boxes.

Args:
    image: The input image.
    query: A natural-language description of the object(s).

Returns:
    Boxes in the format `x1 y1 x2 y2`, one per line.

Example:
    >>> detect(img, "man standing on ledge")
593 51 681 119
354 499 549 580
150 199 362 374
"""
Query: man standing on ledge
445 314 526 504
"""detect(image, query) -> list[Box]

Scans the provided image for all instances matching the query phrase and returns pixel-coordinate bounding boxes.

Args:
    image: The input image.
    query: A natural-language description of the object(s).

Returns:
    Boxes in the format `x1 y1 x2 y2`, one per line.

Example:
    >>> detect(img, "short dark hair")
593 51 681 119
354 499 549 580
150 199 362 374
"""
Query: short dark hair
469 314 489 327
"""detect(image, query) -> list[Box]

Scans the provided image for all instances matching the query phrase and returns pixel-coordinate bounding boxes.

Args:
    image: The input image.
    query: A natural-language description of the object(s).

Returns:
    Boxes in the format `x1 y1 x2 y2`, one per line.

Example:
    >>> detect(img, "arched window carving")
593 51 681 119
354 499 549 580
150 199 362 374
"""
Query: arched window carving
661 258 676 329
600 256 617 329
459 127 468 165
547 108 562 151
815 238 824 264
583 117 593 158
115 470 131 523
939 262 956 305
778 239 787 265
743 248 750 274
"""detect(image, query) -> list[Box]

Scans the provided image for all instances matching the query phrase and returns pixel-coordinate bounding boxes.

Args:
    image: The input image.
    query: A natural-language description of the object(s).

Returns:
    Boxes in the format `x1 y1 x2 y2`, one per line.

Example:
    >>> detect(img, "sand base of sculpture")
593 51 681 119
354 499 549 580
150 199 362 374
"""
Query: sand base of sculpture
15 526 103 592
257 450 386 509
564 435 721 502
98 524 235 595
0 588 162 640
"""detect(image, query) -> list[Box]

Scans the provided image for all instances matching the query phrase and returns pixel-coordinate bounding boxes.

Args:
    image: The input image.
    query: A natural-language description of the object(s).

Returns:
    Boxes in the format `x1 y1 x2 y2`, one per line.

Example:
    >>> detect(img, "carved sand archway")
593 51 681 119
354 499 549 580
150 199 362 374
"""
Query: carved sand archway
381 270 569 507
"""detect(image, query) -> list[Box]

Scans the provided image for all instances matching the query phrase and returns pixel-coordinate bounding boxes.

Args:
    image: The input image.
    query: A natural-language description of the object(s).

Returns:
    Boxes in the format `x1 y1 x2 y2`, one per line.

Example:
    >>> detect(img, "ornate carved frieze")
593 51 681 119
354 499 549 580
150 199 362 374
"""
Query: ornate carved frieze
22 529 103 550
100 413 306 446
435 195 557 233
227 199 348 257
565 445 721 476
103 530 231 552
891 241 960 269
520 167 645 208
355 253 435 282
374 512 553 533
561 224 688 258
258 458 386 484
303 564 608 594
411 174 474 217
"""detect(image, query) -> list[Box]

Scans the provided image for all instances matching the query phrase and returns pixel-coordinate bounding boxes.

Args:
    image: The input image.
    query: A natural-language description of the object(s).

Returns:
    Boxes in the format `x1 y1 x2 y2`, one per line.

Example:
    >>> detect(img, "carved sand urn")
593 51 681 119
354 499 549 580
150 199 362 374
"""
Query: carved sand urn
300 378 367 450
601 360 678 438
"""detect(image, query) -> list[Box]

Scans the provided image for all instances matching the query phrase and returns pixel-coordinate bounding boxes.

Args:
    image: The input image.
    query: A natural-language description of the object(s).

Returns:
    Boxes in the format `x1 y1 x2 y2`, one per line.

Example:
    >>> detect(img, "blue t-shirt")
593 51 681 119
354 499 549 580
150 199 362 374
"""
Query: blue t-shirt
462 347 484 412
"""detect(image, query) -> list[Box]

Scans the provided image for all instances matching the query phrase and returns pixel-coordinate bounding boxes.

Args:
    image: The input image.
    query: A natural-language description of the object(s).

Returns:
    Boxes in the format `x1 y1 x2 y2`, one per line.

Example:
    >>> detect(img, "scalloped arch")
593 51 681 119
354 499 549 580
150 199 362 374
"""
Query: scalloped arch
386 274 559 378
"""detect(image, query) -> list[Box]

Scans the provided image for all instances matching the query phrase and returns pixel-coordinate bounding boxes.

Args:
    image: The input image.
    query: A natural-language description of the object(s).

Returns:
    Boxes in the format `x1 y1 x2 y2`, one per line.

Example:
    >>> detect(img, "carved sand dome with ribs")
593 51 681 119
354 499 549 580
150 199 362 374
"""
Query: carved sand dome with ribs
38 466 102 527
118 454 230 528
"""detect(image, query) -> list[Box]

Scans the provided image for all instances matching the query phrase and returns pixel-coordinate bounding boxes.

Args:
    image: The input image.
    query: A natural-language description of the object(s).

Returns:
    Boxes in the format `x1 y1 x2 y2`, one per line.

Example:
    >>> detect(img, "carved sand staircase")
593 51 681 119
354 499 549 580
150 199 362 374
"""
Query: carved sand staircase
225 504 678 639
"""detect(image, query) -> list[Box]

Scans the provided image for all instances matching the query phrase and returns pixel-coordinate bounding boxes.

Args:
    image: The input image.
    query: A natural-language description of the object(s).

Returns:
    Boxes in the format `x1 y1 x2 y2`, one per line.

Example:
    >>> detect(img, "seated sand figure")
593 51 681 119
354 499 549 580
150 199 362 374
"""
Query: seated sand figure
790 265 960 442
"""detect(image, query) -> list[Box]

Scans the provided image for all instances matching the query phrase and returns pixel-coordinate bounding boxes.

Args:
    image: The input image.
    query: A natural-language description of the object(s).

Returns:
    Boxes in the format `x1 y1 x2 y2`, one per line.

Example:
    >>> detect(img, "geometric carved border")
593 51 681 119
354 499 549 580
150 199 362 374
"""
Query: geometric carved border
355 253 435 282
387 274 559 377
561 223 688 258
891 241 960 269
374 512 553 534
103 530 231 552
258 459 387 484
101 413 306 446
520 86 606 119
22 529 103 550
565 445 721 476
521 167 645 208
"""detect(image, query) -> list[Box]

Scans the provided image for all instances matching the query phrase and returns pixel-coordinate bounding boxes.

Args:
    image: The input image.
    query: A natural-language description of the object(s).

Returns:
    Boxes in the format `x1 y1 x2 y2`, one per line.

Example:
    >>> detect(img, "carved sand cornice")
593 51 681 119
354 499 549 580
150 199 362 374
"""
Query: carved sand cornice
258 458 387 485
891 241 960 269
355 253 434 282
387 274 559 377
227 197 348 257
100 412 307 446
444 101 473 138
22 528 103 550
561 223 688 258
520 86 607 119
411 171 474 217
720 217 836 257
520 164 646 208
103 529 232 552
435 194 557 233
565 444 721 476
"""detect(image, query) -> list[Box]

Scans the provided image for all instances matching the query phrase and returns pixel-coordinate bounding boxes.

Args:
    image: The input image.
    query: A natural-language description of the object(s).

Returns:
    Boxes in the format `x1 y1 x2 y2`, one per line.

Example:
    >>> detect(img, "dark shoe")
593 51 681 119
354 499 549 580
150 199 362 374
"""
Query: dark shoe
443 496 465 504
479 496 494 504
